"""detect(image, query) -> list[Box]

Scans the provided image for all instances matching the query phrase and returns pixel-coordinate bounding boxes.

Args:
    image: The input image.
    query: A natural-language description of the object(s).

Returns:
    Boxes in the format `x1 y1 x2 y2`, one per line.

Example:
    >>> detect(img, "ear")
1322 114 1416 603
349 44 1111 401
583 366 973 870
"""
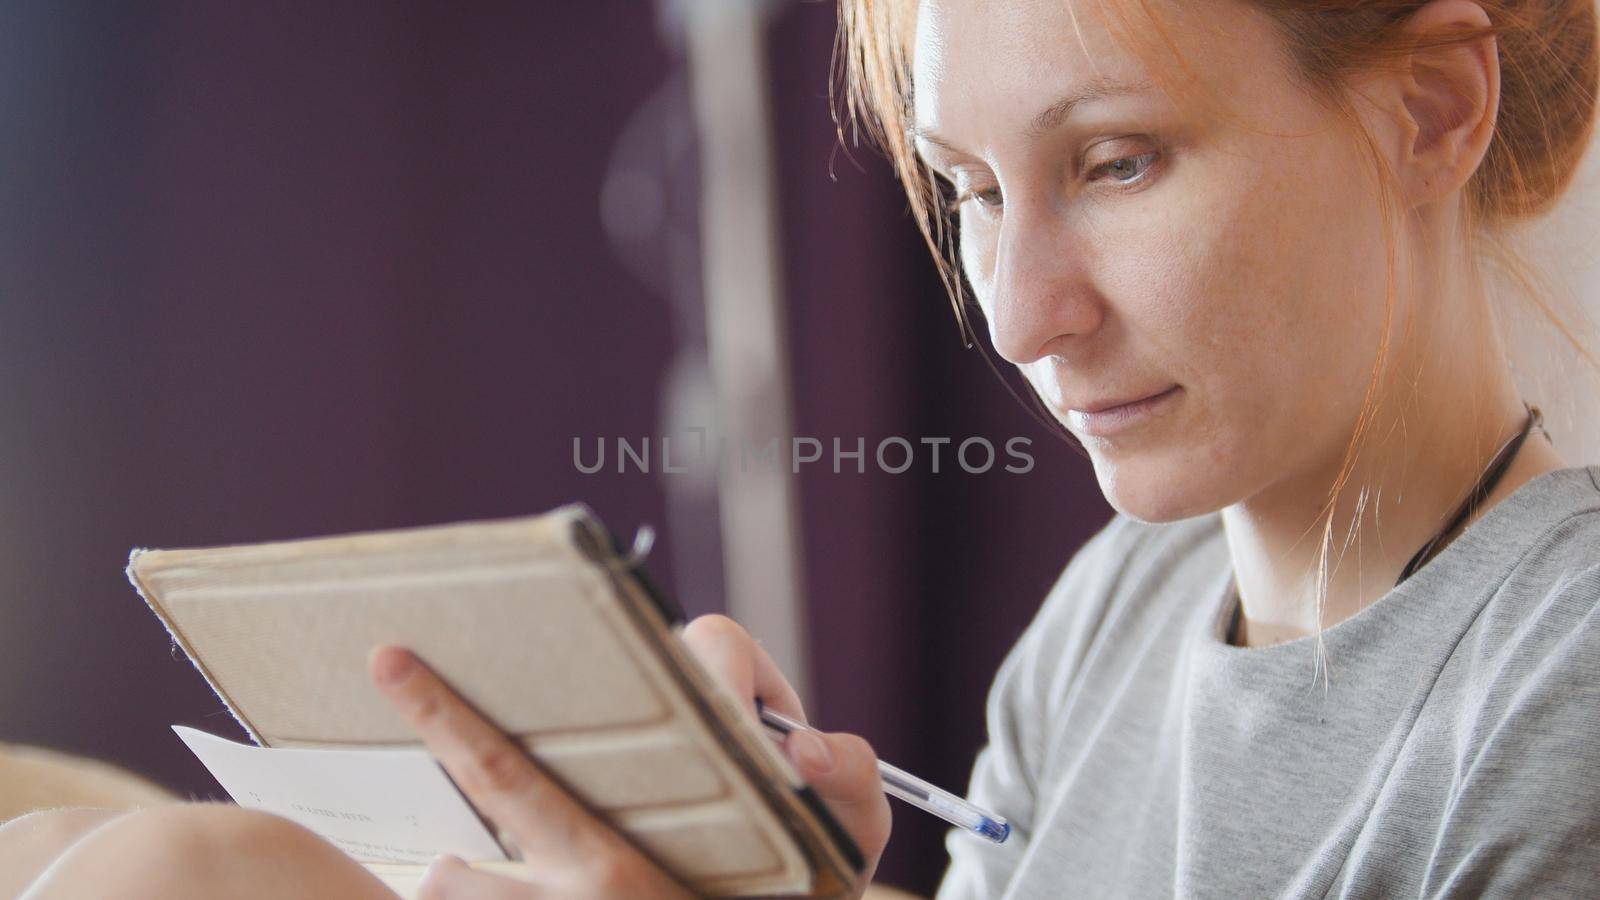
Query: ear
1389 0 1500 208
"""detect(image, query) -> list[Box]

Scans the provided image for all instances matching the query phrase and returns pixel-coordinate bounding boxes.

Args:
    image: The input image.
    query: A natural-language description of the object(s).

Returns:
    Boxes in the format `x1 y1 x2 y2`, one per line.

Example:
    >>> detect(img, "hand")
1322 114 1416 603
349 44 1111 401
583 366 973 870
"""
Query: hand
680 614 892 896
369 613 891 900
369 645 695 899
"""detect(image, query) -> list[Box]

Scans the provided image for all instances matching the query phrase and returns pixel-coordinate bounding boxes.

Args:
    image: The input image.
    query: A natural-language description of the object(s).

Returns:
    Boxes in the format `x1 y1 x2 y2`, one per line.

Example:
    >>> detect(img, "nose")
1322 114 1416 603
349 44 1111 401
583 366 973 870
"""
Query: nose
986 204 1105 366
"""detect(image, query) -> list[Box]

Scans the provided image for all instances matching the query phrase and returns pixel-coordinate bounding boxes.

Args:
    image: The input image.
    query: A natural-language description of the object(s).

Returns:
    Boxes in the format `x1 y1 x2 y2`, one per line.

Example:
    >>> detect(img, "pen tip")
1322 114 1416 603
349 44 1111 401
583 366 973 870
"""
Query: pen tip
979 818 1011 843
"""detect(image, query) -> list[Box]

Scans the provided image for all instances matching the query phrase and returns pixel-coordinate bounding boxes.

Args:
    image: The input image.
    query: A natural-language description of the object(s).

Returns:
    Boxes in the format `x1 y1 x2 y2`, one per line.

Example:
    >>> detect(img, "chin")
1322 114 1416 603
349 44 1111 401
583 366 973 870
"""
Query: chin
1087 448 1225 524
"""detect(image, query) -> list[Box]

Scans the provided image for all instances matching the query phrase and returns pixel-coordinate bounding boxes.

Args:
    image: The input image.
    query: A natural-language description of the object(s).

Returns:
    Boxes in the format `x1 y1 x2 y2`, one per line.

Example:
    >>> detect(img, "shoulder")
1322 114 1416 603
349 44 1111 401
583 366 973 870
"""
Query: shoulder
1418 473 1600 893
999 510 1228 699
1455 466 1600 678
1432 468 1600 795
957 510 1228 836
1024 510 1228 647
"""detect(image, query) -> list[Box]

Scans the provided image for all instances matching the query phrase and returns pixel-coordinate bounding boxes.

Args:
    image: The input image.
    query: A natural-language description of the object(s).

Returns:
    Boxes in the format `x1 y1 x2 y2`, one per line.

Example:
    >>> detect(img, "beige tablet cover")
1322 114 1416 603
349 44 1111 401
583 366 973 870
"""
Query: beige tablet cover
125 505 861 898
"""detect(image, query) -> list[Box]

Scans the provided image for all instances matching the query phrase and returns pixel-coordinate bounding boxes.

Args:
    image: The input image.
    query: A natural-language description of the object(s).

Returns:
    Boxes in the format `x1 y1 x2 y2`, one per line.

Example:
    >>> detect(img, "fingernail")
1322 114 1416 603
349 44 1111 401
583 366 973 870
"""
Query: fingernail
788 730 835 774
424 853 463 878
370 647 416 687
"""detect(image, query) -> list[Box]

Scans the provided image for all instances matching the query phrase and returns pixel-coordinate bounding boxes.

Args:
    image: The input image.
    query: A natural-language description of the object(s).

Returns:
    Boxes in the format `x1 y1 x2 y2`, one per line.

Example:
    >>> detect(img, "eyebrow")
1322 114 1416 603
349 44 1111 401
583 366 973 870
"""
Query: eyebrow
909 75 1157 156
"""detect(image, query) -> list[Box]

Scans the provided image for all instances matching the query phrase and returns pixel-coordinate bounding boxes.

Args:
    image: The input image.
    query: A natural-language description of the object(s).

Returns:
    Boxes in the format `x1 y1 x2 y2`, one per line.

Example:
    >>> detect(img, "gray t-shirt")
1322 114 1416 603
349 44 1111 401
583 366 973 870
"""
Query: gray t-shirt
936 465 1600 898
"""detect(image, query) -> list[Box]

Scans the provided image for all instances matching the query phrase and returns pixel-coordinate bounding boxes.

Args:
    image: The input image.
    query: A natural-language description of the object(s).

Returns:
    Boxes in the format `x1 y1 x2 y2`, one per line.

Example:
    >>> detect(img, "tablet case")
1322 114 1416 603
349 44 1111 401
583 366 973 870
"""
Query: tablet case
125 504 863 897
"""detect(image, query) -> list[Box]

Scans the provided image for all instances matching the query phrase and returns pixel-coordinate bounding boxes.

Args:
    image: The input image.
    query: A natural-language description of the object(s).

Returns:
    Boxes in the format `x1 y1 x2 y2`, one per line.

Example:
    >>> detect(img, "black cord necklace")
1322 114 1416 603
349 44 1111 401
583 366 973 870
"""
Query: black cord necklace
1225 402 1545 646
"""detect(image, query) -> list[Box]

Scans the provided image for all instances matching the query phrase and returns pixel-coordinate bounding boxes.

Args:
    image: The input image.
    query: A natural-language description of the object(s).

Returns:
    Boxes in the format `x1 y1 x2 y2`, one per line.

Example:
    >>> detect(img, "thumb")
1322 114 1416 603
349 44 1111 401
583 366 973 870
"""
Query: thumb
417 855 525 900
783 729 893 872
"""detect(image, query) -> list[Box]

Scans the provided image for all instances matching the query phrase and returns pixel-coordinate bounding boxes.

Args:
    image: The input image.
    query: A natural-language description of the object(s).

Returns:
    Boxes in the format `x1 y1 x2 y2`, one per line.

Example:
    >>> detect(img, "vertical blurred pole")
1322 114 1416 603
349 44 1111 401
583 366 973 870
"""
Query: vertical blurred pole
600 71 727 622
676 0 811 703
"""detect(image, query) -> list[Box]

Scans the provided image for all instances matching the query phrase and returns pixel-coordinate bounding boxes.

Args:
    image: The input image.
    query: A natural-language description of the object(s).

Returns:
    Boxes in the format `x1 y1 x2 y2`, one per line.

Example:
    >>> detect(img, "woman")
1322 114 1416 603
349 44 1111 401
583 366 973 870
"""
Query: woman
6 0 1598 895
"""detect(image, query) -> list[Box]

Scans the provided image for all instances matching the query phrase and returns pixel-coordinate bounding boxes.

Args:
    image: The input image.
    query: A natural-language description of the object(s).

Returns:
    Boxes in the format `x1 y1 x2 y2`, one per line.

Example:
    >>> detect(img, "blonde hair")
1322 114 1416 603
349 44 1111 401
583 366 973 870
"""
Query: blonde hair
835 0 1599 669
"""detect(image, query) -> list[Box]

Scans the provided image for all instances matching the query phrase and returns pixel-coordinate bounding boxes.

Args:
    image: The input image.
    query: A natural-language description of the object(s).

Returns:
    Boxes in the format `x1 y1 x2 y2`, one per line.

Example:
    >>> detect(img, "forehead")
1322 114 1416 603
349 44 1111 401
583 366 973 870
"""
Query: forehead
910 0 1278 139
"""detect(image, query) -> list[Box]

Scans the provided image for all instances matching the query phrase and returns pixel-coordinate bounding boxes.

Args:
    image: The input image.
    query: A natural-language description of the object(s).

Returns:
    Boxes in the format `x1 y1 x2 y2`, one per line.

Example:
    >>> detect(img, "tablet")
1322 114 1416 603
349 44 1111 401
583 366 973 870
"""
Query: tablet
126 504 862 897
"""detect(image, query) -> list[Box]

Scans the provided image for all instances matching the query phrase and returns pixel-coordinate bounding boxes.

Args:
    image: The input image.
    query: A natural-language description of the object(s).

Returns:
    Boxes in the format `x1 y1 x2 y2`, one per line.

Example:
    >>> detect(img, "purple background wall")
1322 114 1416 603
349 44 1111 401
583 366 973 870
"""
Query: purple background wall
0 2 1109 893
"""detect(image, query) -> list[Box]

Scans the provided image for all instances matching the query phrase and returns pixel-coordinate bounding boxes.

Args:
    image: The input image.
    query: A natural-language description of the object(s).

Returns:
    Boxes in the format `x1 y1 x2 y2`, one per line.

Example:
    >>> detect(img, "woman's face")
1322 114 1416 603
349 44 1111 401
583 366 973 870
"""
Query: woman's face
912 0 1399 521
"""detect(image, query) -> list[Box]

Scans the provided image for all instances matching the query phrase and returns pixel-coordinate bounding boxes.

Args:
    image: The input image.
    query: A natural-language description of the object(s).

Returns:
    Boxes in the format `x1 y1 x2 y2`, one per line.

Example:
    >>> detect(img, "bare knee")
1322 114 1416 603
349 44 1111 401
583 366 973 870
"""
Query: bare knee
21 804 392 899
1 807 126 849
0 808 129 897
99 804 329 865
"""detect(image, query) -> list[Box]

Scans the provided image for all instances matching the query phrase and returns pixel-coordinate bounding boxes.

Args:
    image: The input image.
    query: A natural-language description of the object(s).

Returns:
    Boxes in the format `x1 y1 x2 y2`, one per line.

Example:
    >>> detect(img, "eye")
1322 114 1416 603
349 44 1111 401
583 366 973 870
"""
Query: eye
1088 151 1158 185
959 186 1004 210
934 174 1002 216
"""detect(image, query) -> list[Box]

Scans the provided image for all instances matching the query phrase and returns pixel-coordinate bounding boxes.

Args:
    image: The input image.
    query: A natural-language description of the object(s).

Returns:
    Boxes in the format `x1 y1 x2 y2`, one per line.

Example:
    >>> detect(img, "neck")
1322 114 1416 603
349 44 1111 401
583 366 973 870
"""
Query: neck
1220 230 1566 648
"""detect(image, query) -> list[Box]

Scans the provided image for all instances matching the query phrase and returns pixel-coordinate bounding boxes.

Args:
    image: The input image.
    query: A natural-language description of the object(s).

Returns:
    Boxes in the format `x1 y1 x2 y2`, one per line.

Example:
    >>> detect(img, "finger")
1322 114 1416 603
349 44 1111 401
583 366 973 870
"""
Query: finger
368 645 632 864
418 855 528 900
680 614 806 724
782 730 893 872
679 618 888 875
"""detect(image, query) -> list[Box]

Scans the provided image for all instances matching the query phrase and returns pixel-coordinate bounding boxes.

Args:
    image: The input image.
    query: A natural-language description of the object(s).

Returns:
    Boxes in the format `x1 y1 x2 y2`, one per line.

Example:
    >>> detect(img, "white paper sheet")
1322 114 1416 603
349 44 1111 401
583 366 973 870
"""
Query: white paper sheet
173 726 509 865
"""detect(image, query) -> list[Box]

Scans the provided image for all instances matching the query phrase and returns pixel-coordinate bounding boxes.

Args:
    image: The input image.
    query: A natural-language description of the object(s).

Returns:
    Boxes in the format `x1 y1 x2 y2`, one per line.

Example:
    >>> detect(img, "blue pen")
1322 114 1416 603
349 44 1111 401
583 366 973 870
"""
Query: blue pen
756 700 1010 844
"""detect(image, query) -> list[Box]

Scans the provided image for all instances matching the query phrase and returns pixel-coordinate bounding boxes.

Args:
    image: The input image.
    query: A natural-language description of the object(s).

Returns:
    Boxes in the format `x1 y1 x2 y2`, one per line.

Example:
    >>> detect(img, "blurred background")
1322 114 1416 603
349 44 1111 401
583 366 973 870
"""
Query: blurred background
2 1 1596 895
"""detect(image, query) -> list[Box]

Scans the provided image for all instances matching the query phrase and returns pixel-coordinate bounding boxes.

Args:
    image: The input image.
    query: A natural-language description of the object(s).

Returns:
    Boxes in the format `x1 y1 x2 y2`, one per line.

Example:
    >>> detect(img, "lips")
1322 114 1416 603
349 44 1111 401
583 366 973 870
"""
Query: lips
1063 385 1181 438
1069 385 1178 415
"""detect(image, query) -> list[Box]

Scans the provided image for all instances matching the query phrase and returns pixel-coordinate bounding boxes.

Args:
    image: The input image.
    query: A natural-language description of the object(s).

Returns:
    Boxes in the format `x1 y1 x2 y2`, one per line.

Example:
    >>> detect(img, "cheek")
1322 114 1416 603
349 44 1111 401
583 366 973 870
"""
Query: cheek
1125 141 1391 432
